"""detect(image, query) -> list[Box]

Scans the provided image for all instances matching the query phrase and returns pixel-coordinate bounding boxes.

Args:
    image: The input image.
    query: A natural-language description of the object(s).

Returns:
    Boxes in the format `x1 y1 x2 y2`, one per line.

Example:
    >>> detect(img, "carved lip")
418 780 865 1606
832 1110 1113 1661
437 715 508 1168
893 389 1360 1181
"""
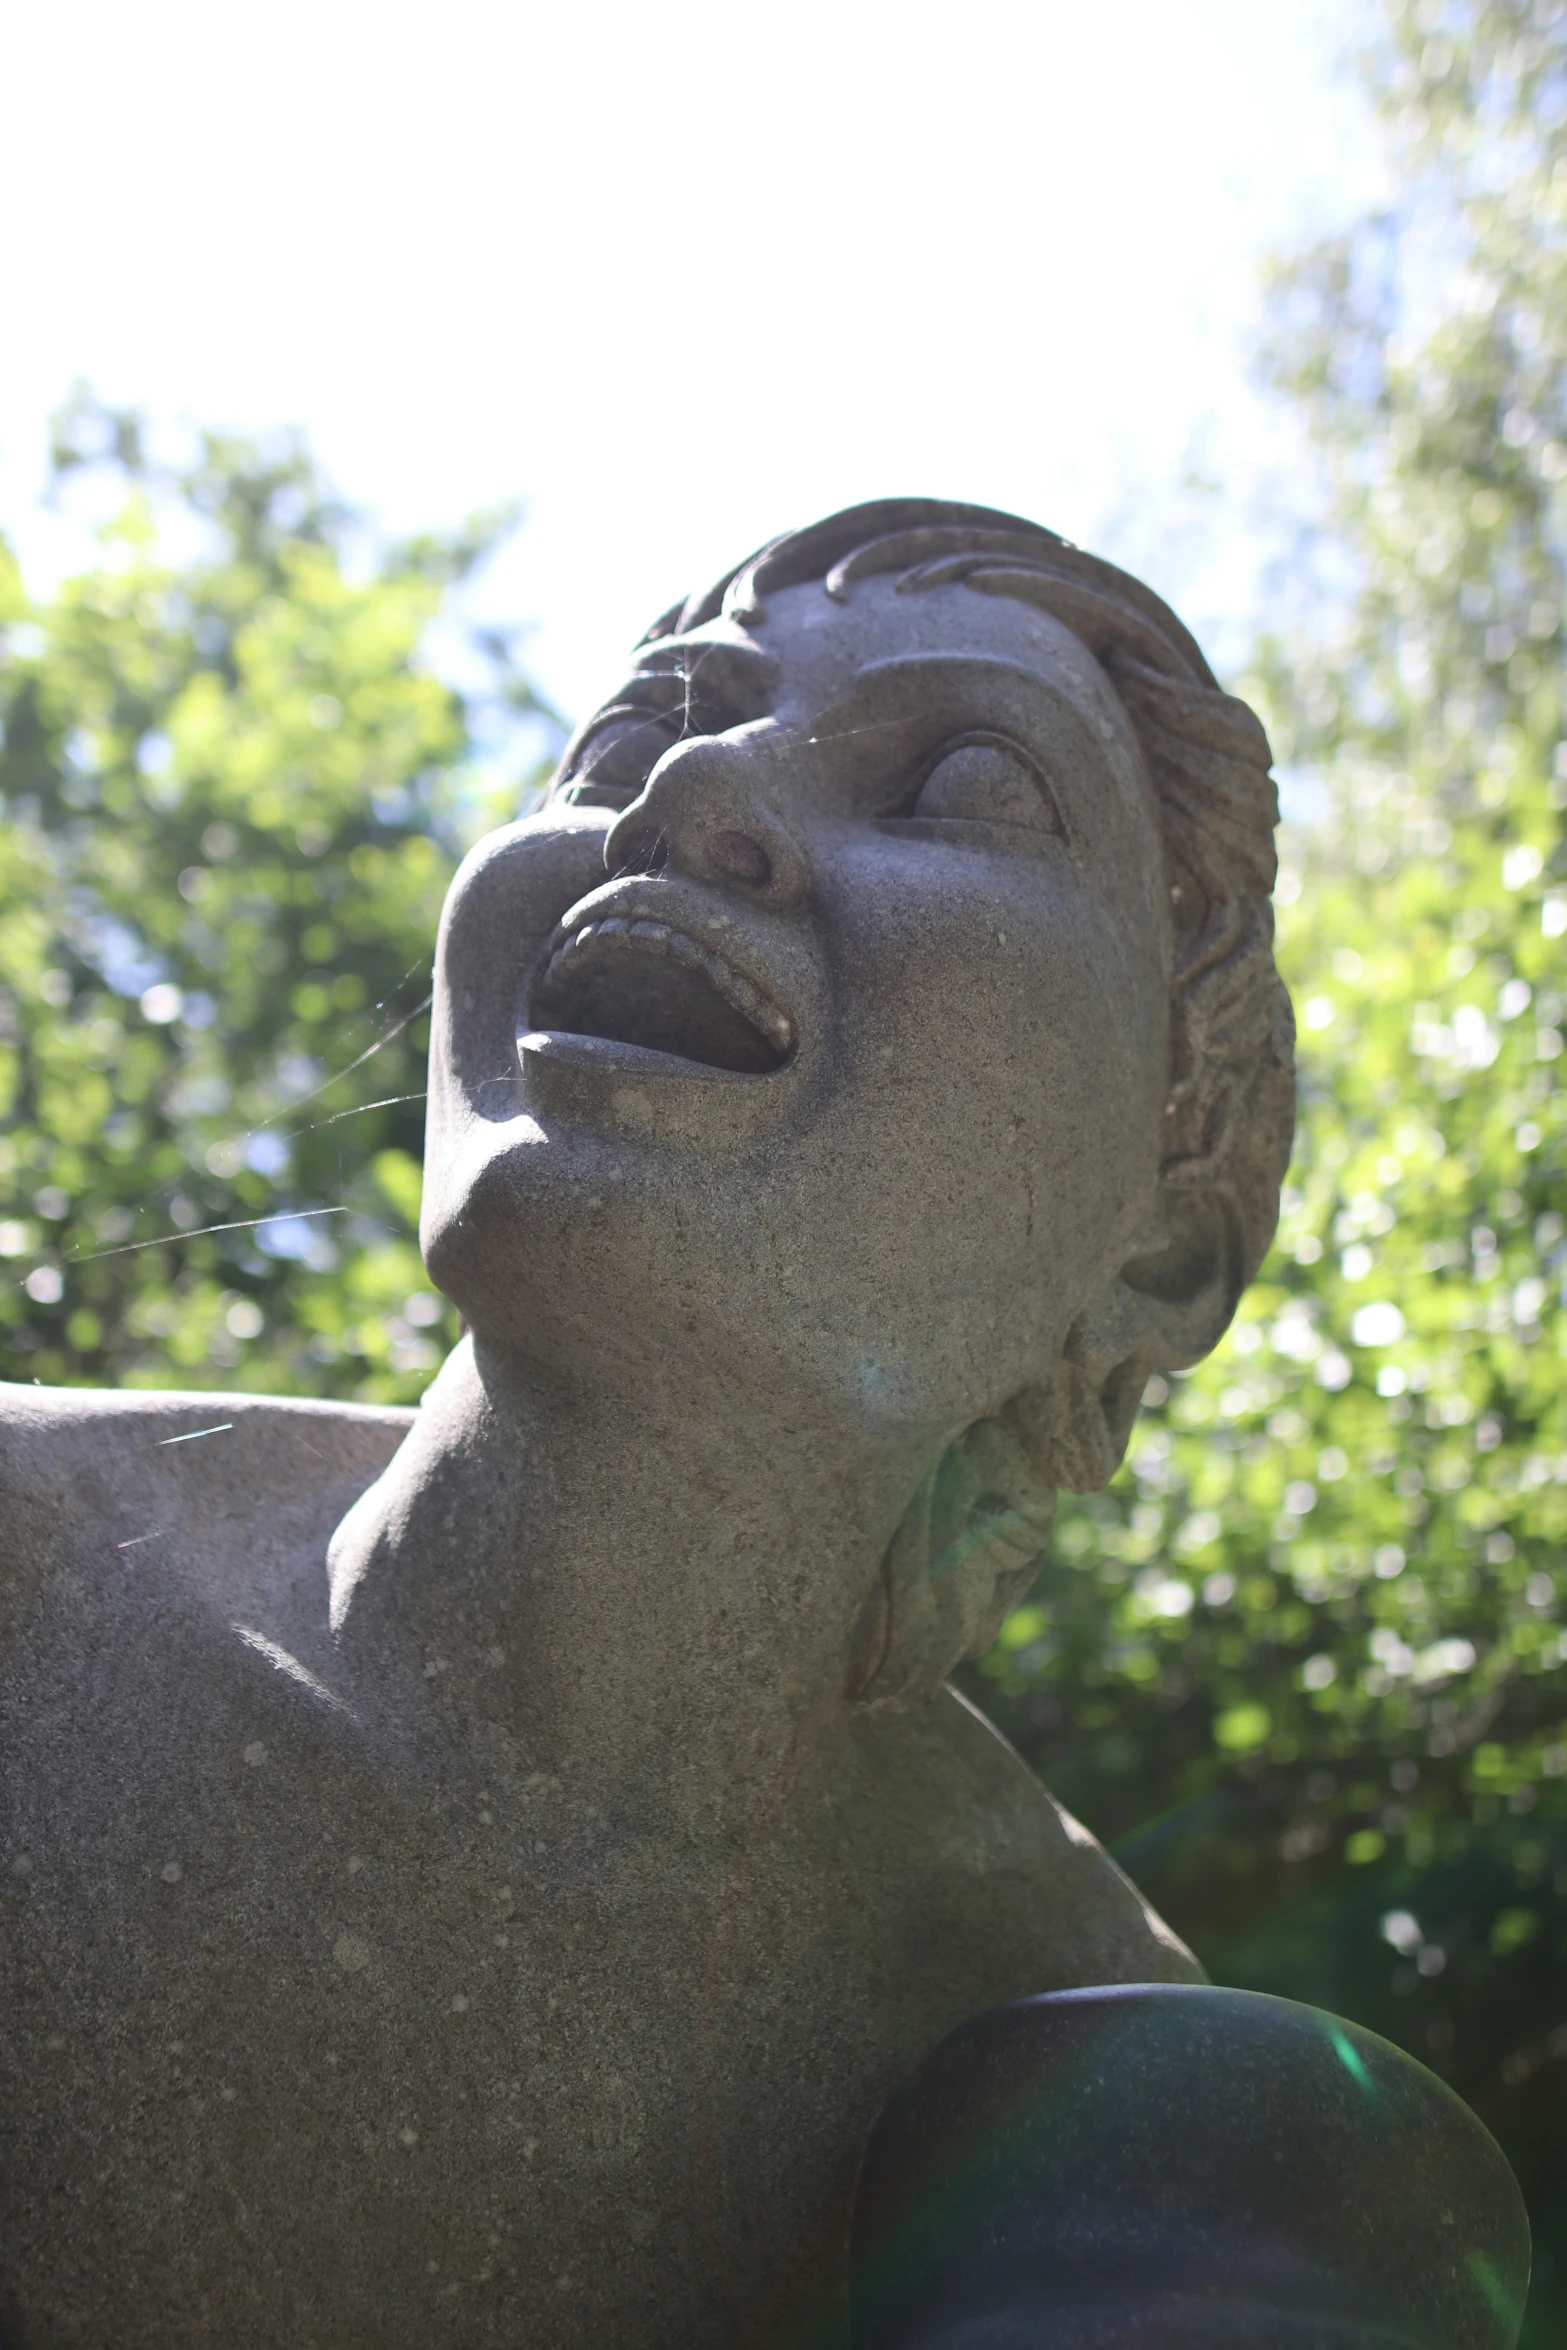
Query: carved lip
525 882 799 1078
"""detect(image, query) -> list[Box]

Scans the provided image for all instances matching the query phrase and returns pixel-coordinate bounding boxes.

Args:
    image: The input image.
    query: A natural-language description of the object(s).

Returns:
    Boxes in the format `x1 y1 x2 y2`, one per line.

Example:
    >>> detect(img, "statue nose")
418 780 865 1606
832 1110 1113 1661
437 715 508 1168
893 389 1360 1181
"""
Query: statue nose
603 733 810 909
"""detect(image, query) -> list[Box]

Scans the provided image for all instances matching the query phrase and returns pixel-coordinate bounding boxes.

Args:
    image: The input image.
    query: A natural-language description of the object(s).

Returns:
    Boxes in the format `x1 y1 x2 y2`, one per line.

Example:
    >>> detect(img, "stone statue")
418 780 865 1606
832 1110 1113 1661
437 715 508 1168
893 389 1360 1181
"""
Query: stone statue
2 497 1327 2348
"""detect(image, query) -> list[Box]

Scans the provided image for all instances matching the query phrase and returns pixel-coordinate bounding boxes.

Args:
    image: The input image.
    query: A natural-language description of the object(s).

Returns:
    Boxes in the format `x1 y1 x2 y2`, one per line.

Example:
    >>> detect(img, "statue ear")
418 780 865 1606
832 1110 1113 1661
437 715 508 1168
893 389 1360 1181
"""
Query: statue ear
1009 1190 1239 1495
850 1417 1056 1709
1097 1187 1239 1369
850 1193 1240 1709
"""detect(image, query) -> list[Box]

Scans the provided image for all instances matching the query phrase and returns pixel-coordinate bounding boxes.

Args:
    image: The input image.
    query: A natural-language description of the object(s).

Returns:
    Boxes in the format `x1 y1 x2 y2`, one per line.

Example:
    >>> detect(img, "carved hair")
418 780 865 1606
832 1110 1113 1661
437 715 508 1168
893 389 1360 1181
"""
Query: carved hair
648 500 1296 1702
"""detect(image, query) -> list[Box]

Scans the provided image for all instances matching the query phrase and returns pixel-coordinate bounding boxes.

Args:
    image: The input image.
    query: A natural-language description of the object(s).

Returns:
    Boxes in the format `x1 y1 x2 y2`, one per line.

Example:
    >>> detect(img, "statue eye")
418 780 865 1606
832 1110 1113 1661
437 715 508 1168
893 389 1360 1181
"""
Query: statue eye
557 713 676 809
910 737 1062 834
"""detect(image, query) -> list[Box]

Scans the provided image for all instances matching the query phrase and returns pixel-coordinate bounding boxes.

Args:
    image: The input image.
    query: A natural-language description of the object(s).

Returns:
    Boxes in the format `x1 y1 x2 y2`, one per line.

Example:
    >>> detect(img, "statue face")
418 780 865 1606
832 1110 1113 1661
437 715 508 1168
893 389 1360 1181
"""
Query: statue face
423 574 1172 1431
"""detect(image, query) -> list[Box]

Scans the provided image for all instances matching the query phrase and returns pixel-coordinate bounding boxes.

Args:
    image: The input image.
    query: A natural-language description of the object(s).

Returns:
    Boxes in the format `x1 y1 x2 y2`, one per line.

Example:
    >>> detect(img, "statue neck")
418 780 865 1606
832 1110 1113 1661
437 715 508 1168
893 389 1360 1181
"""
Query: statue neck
326 1337 925 1805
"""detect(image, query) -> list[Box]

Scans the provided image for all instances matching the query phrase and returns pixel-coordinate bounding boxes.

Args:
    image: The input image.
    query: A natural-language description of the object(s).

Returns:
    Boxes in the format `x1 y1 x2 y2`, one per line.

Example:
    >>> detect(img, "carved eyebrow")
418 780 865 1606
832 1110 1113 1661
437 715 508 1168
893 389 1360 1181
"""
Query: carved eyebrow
800 654 1103 756
556 640 780 791
625 637 780 731
853 651 1094 696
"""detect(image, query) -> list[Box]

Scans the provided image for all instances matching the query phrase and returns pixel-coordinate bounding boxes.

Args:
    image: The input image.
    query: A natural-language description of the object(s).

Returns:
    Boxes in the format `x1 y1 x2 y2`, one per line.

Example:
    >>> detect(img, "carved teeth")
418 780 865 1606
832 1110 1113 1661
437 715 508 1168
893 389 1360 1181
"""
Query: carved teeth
549 916 795 1055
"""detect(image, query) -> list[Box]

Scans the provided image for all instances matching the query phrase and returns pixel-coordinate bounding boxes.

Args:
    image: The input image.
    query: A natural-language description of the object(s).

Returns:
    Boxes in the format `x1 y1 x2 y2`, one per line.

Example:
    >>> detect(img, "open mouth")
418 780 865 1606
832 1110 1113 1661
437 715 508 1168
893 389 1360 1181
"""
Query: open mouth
530 916 795 1075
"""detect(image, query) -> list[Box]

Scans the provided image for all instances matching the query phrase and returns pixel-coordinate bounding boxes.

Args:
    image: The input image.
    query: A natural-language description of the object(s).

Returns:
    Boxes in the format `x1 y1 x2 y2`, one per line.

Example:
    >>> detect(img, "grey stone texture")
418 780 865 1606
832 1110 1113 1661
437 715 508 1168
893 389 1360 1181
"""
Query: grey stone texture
1 501 1296 2347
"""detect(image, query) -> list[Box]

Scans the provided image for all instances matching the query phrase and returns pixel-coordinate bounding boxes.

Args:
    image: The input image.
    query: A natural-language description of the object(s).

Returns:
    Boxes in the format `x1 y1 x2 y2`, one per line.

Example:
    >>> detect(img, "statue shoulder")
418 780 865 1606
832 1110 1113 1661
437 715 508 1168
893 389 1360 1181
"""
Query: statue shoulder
0 1382 414 1651
850 1683 1204 1990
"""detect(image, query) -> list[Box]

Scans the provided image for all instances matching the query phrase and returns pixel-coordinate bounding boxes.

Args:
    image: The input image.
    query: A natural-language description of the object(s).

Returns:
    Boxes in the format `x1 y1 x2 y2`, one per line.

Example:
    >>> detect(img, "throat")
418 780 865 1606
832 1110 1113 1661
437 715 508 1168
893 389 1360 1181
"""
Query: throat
326 1338 912 1802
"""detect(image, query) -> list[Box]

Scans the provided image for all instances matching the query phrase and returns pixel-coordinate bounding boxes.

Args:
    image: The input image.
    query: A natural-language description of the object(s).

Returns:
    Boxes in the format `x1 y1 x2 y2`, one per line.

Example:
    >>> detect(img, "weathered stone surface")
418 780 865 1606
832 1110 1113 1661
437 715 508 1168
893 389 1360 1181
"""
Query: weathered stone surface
1 500 1295 2347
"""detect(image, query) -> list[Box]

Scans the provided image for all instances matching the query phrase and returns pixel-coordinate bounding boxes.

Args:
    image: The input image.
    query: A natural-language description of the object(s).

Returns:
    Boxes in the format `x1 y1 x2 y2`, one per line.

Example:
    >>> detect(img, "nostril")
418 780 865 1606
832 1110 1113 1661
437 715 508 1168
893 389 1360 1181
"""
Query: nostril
709 830 772 888
607 824 669 877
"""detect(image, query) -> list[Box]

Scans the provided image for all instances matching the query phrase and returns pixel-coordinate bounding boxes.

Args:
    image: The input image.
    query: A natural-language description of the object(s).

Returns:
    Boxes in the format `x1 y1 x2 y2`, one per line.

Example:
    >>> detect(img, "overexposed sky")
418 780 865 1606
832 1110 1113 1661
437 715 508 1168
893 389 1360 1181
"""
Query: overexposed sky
2 0 1381 727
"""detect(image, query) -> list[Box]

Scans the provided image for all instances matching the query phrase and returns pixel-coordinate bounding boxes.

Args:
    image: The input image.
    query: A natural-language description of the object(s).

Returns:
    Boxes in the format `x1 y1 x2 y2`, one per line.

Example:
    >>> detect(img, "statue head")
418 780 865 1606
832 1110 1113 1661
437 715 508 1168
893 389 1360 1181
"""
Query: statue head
420 500 1294 1699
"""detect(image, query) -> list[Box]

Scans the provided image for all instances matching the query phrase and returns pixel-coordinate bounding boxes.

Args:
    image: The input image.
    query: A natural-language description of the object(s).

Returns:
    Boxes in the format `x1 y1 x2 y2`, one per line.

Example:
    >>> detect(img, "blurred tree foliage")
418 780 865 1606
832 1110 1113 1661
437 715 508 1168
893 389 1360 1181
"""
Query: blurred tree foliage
0 390 557 1402
965 5 1567 2334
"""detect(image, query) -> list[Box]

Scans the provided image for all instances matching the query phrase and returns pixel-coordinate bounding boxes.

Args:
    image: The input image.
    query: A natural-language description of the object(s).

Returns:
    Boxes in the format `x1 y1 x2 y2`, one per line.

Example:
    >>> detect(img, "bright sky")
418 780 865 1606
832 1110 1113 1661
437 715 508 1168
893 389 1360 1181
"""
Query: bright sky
2 0 1382 729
